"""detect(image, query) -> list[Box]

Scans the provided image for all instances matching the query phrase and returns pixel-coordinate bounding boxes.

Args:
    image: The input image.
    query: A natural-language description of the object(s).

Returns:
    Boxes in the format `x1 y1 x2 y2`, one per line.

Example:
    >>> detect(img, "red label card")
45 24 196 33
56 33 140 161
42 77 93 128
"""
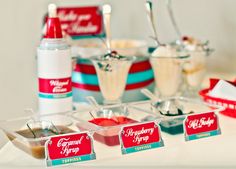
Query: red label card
45 132 96 167
57 6 103 37
185 112 218 135
39 77 72 94
184 112 221 141
120 122 163 154
46 132 93 160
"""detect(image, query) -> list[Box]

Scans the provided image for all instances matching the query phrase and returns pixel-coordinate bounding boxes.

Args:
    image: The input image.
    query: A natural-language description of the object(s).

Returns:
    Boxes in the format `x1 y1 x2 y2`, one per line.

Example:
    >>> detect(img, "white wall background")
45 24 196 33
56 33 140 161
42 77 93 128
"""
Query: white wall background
0 0 235 122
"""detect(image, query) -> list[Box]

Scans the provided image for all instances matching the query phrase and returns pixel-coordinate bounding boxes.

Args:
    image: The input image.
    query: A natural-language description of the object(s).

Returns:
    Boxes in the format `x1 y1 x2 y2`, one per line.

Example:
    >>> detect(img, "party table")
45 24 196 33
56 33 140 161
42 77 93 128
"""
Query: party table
0 73 236 169
0 106 236 169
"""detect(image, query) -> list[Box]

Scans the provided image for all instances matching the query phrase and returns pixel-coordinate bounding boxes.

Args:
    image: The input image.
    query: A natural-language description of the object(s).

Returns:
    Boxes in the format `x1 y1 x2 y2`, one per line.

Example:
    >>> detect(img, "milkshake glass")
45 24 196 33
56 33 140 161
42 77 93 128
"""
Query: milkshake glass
91 54 135 104
150 53 189 98
183 50 208 97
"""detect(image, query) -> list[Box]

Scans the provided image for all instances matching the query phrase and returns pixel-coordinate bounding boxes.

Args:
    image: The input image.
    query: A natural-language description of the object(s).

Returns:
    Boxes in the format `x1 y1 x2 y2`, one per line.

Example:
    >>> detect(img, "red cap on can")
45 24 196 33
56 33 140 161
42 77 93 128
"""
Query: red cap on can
45 4 63 39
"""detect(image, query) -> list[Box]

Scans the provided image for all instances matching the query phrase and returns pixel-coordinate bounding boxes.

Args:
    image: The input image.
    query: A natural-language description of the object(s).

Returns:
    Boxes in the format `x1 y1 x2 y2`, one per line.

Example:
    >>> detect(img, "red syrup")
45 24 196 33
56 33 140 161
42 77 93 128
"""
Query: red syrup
89 117 137 146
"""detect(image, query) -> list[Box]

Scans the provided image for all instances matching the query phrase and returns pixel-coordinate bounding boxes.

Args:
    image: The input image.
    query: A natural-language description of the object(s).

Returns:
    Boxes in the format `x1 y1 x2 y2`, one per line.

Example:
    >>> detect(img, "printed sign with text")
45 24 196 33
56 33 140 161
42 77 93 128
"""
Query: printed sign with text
119 121 164 154
184 112 221 141
45 132 96 167
43 6 104 39
57 6 104 39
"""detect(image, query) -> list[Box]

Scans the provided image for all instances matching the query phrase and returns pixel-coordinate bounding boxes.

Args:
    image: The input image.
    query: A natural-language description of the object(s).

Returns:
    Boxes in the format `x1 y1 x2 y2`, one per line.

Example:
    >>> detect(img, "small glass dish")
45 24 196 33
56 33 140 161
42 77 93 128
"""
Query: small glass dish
131 97 224 135
72 103 158 146
0 113 80 159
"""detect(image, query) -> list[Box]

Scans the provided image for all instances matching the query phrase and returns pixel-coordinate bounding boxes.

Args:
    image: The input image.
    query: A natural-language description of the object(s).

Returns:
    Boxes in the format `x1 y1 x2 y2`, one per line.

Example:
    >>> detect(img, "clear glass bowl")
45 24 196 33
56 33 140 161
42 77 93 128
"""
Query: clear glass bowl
131 97 224 135
182 50 208 97
0 113 80 159
91 55 136 104
72 103 158 146
149 54 189 98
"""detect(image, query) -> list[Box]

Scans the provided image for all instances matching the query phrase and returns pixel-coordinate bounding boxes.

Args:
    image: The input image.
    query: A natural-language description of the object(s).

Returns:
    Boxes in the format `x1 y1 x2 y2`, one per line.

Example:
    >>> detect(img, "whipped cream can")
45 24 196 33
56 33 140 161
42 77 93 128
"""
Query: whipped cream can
37 4 72 115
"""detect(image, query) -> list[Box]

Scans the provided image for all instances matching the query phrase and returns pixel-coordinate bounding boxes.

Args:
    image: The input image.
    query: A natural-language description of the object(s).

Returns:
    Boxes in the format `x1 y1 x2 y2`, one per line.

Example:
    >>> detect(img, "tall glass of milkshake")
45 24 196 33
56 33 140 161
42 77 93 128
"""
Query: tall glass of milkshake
150 45 189 98
91 51 135 105
181 36 213 97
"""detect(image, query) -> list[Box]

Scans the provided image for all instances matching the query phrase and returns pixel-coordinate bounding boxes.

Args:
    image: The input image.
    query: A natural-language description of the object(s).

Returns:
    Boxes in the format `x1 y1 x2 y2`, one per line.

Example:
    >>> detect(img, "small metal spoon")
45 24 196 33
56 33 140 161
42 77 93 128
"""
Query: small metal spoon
145 0 164 47
140 89 184 116
141 88 159 102
102 4 112 53
86 96 107 117
24 108 60 137
86 96 118 121
166 0 182 41
140 88 161 121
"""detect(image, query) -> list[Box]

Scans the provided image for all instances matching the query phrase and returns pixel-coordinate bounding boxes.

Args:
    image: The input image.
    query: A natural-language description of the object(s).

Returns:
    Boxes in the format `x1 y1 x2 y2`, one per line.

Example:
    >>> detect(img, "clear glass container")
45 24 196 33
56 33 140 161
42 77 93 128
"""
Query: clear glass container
183 50 208 97
131 97 224 135
150 54 189 98
72 103 158 146
0 113 80 159
91 55 135 104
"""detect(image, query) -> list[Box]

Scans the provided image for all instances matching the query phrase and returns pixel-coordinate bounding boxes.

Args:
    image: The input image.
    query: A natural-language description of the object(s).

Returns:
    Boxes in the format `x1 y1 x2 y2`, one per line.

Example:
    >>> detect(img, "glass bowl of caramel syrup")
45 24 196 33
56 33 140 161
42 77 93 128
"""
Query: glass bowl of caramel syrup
0 114 77 159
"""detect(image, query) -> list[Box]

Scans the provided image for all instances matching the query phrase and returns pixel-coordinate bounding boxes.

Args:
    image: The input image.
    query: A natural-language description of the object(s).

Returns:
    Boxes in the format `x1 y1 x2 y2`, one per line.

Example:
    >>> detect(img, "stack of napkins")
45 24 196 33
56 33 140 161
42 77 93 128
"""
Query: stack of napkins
209 80 236 101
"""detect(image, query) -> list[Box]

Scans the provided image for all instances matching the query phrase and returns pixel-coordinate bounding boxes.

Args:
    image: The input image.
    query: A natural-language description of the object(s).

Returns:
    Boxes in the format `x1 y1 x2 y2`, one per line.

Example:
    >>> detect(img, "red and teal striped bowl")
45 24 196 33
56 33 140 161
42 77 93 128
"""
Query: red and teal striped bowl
72 57 154 104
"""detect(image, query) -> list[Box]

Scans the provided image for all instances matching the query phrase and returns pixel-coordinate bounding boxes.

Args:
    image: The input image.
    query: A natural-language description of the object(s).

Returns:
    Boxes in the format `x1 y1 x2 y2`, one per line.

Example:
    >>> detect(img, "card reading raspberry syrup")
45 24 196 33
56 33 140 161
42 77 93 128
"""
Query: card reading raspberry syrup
45 132 96 167
184 112 221 141
119 122 164 154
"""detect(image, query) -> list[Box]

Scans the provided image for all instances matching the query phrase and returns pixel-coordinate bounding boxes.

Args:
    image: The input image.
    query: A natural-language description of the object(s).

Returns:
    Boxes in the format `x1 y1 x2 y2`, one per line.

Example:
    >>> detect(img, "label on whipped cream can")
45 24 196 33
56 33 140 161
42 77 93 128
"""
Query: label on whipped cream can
45 132 96 167
119 121 164 155
184 112 221 141
39 77 72 99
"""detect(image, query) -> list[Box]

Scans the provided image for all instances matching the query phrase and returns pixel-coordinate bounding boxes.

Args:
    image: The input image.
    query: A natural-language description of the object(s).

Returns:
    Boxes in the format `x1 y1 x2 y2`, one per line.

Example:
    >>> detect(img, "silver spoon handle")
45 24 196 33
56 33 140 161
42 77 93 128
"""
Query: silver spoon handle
141 88 159 102
86 96 100 109
166 0 182 40
102 4 112 52
145 0 161 46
